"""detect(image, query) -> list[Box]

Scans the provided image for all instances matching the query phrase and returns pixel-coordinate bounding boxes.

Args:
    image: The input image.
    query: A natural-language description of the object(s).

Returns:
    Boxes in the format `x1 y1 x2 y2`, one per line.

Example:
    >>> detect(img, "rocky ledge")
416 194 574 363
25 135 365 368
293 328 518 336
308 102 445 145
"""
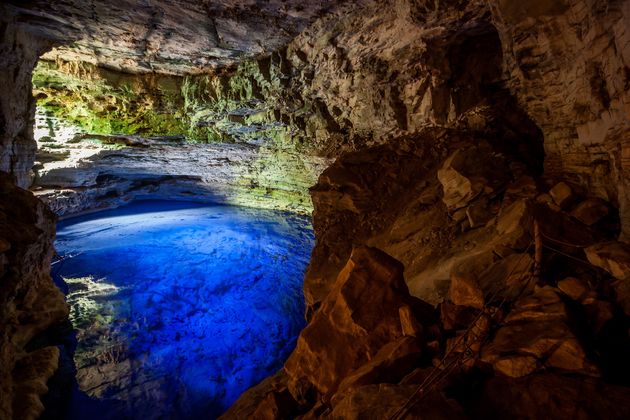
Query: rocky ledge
31 112 331 217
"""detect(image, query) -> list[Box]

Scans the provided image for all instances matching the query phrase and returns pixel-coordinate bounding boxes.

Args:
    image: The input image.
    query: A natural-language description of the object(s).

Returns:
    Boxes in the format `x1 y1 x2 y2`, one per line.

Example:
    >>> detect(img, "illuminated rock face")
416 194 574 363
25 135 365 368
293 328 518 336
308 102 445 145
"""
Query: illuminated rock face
33 131 330 216
53 200 314 418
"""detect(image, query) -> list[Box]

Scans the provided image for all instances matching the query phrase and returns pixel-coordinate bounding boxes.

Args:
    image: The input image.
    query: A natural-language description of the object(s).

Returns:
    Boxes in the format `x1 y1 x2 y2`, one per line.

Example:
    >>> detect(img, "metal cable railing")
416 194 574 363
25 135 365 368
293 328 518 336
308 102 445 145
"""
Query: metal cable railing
388 220 543 420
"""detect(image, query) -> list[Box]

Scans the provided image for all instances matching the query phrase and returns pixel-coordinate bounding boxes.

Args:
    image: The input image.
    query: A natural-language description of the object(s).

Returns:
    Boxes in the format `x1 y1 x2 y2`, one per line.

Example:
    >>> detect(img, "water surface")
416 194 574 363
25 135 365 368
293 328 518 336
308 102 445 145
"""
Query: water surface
53 200 313 419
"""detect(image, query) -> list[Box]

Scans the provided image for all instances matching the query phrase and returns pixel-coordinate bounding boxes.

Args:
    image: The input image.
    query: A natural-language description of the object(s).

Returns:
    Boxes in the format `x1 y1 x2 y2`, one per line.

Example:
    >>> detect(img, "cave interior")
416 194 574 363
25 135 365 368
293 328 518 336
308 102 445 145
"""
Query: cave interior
2 0 630 419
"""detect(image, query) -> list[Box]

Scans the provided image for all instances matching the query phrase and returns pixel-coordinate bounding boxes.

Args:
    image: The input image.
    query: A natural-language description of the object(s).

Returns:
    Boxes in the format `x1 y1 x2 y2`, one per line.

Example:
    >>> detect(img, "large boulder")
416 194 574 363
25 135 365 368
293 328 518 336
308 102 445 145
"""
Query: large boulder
284 247 422 399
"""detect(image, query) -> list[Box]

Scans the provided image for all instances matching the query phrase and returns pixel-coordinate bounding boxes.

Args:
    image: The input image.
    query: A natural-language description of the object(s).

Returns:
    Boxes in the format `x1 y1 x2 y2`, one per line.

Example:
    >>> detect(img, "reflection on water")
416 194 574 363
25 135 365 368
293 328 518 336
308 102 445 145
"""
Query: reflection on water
53 200 313 419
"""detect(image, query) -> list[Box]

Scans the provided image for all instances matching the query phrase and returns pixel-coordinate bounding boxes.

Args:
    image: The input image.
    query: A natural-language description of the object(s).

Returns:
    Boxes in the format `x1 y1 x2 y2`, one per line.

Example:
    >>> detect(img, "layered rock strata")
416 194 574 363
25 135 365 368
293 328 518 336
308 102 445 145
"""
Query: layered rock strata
32 132 330 216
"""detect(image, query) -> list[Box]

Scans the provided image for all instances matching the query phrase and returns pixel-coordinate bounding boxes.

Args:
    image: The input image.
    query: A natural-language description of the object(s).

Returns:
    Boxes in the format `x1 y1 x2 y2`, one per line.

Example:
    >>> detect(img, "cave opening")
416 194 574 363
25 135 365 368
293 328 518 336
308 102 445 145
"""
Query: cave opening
28 47 320 420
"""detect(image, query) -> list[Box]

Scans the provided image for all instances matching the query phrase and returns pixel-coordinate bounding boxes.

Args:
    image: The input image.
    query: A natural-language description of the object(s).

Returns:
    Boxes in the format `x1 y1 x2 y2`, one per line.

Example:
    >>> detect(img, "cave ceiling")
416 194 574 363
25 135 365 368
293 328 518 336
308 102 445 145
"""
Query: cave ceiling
2 0 343 75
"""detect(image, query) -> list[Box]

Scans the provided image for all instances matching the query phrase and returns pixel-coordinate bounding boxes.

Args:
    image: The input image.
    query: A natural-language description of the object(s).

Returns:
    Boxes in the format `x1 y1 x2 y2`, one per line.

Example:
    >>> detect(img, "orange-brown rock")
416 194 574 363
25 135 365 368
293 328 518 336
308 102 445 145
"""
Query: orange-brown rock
284 246 421 399
557 277 591 301
449 271 484 310
571 198 610 226
328 384 466 420
481 287 599 377
334 336 422 397
585 241 630 280
0 173 69 419
476 374 630 419
549 182 576 209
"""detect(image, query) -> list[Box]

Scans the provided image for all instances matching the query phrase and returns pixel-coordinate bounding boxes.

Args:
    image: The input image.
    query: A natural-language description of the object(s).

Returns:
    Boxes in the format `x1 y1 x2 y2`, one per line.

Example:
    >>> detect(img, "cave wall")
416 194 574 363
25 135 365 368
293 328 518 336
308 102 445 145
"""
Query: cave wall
0 10 55 188
489 0 630 238
0 172 69 420
1 0 630 418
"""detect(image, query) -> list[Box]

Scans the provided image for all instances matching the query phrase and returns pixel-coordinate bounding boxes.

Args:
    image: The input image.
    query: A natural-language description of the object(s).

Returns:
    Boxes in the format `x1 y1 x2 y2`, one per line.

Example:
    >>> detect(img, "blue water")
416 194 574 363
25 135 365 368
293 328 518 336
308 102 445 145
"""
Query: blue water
53 200 313 419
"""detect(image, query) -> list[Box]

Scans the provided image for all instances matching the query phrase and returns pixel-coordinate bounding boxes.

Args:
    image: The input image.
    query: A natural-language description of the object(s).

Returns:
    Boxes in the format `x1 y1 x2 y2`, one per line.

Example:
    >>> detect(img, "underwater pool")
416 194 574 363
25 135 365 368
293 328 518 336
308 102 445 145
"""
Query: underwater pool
52 200 313 419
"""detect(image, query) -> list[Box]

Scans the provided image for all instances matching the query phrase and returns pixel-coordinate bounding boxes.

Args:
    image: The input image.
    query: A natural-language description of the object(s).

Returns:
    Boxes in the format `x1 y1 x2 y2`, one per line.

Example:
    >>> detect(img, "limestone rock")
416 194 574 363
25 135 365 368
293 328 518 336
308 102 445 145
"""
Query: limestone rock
335 336 422 397
549 182 576 209
399 305 423 337
219 370 292 420
11 346 60 420
482 287 598 376
466 200 493 228
571 198 609 226
329 384 466 420
449 271 484 309
493 355 538 378
478 253 535 300
585 242 630 280
611 279 630 316
0 173 68 419
557 277 591 302
504 287 567 323
437 146 509 211
284 247 418 397
3 0 339 75
477 374 630 419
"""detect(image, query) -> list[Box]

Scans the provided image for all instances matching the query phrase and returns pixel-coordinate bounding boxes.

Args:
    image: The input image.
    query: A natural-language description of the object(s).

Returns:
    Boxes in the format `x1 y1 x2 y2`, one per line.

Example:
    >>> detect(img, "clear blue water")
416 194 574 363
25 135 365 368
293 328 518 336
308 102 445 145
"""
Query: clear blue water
53 200 313 419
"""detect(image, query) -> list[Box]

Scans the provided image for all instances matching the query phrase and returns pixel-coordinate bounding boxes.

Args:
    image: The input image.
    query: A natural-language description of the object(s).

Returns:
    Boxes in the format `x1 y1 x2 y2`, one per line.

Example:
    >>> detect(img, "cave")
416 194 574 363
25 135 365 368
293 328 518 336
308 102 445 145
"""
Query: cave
2 1 630 419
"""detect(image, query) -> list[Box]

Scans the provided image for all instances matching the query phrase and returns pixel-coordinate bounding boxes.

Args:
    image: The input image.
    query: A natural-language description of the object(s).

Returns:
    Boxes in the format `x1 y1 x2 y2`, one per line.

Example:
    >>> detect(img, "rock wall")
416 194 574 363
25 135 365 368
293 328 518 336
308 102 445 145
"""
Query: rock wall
0 9 55 188
0 173 69 420
489 0 630 238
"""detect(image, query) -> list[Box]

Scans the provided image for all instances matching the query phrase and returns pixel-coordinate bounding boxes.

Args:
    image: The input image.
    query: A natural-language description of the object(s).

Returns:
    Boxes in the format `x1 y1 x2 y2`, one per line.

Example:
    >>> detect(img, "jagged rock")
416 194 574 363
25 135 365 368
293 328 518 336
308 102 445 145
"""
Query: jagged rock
284 247 419 397
11 346 60 420
490 0 630 237
251 387 298 420
399 305 423 337
584 300 615 334
505 176 538 200
329 384 466 420
219 371 292 420
449 271 484 309
557 277 591 302
482 287 598 376
440 302 478 332
504 286 567 323
476 374 630 419
3 1 338 75
611 279 630 316
478 253 535 300
493 355 538 378
585 241 630 280
437 145 509 211
33 134 331 216
466 200 493 228
334 336 422 397
494 199 534 250
445 314 490 362
0 173 68 419
571 198 610 226
549 182 576 209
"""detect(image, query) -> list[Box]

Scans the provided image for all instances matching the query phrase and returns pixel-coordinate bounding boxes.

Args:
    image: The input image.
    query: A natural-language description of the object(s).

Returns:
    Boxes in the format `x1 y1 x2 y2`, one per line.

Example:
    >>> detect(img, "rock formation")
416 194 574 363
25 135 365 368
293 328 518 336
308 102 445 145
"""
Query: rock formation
1 0 630 418
0 173 68 420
